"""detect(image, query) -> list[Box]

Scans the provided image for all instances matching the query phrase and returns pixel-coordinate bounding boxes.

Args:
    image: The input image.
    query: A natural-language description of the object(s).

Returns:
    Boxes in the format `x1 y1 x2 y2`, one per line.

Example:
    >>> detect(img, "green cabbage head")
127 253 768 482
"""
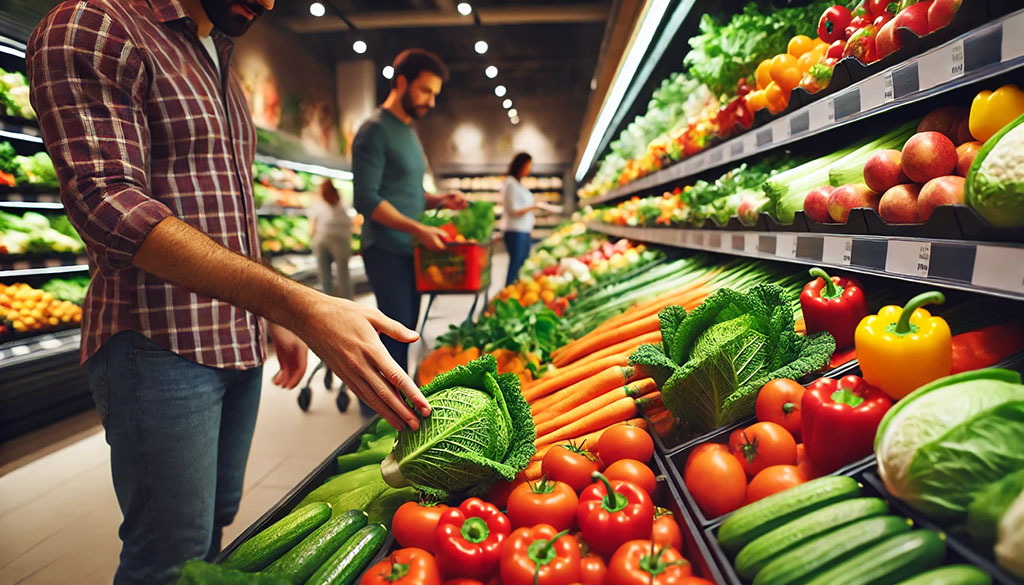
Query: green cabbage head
875 369 1024 520
380 354 535 498
966 111 1024 227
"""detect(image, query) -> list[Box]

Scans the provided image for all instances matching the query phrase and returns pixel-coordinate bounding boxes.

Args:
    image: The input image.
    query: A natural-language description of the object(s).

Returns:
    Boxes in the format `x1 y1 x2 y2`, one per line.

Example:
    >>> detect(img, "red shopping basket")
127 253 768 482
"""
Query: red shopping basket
414 241 491 293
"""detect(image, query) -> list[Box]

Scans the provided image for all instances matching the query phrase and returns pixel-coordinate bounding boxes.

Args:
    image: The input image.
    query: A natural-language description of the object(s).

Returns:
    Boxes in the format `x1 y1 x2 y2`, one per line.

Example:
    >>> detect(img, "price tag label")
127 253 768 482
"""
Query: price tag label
688 231 702 247
10 345 30 356
886 240 931 277
808 100 832 131
745 234 759 254
883 72 895 103
776 234 798 259
859 74 888 111
833 91 860 121
823 236 853 266
919 40 964 90
1003 11 1024 61
670 229 688 247
972 245 1024 294
745 132 760 154
790 111 810 136
708 147 724 165
730 140 745 159
756 128 773 147
38 338 63 349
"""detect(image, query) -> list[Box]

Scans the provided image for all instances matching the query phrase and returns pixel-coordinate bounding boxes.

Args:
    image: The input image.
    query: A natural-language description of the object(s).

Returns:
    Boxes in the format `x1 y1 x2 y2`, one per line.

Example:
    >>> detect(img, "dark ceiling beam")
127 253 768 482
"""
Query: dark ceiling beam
287 4 608 33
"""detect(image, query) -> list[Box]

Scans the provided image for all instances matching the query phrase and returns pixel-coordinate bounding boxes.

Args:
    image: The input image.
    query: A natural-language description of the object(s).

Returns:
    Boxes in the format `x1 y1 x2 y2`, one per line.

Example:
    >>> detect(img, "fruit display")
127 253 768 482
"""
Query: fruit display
258 215 312 254
0 210 85 256
0 68 33 121
252 161 322 209
0 142 58 189
0 281 83 337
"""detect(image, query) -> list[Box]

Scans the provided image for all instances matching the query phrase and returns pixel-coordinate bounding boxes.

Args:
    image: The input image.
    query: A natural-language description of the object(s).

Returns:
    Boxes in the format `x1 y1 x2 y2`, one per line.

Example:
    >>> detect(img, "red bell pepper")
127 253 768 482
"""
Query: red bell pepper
577 473 655 557
607 540 692 585
435 498 511 579
499 525 580 585
800 268 869 349
801 375 893 473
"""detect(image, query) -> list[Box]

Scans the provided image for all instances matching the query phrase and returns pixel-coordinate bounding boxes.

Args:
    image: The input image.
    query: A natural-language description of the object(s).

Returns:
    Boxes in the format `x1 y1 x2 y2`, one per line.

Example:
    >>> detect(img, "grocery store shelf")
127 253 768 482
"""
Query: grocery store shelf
587 222 1024 302
254 153 352 181
0 116 41 143
256 205 308 216
0 256 89 278
0 328 79 363
585 9 1024 207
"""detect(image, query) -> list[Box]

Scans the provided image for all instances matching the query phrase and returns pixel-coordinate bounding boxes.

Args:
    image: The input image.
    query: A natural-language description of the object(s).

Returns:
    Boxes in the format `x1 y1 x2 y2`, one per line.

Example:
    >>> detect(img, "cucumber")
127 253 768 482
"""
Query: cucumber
304 524 387 585
718 475 861 551
735 497 888 579
753 515 912 585
222 502 332 571
892 565 992 585
803 530 946 585
264 510 367 584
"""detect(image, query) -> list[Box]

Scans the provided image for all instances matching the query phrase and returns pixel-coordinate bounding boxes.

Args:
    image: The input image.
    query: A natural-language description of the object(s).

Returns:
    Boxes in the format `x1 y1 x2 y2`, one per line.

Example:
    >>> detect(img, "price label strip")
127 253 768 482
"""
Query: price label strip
891 62 920 99
886 240 932 278
859 74 889 111
790 111 810 136
972 245 1024 295
919 39 964 90
833 90 861 121
822 236 853 266
771 119 789 143
745 233 759 255
1002 10 1024 62
964 24 1002 73
776 234 798 259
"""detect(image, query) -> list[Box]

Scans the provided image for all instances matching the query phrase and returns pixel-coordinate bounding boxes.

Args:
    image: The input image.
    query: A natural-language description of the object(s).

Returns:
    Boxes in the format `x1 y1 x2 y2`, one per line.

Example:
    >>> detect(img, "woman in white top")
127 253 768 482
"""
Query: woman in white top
310 179 355 298
501 152 545 286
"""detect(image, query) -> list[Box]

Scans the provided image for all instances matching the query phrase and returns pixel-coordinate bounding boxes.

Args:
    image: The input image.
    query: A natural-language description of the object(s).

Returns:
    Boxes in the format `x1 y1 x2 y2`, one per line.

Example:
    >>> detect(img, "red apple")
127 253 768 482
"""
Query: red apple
918 175 965 221
917 106 970 145
864 149 910 193
928 0 961 32
737 195 762 225
901 131 958 183
895 1 933 37
804 185 835 223
955 141 982 177
828 184 881 223
876 18 902 59
879 184 922 223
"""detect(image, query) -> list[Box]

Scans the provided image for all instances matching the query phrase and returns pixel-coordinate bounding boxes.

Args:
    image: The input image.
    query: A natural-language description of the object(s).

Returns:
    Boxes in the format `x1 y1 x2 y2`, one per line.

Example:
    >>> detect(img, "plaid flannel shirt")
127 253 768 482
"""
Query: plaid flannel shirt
27 0 266 369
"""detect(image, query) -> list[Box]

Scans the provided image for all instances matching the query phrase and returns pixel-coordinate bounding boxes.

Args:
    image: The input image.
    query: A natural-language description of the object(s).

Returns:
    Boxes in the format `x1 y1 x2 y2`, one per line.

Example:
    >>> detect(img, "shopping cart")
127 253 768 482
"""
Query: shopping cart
414 240 493 335
296 360 350 413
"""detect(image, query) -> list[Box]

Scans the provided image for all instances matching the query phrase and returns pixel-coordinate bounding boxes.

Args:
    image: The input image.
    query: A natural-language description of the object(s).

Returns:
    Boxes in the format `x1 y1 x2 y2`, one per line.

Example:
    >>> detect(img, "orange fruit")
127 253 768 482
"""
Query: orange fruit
764 82 791 114
787 35 815 58
769 54 801 92
754 59 773 90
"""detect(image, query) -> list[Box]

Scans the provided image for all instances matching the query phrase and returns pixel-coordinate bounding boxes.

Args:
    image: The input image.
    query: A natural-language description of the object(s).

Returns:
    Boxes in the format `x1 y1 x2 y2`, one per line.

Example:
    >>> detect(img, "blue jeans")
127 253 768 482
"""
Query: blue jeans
87 331 263 585
504 231 532 286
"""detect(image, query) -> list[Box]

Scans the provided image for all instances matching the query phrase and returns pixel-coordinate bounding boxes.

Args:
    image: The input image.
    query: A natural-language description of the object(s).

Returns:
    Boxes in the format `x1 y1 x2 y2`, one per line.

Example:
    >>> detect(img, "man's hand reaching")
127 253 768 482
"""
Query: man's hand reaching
415 224 449 251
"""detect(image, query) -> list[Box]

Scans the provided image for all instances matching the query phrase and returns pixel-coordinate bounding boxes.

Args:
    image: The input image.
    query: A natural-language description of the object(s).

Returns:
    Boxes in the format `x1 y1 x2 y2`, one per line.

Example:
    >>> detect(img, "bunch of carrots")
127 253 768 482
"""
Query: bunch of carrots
417 346 537 387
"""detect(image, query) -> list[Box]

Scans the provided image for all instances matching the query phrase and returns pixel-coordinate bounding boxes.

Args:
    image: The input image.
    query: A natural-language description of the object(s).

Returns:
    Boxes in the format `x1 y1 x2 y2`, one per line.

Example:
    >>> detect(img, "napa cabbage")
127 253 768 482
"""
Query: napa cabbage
380 355 535 498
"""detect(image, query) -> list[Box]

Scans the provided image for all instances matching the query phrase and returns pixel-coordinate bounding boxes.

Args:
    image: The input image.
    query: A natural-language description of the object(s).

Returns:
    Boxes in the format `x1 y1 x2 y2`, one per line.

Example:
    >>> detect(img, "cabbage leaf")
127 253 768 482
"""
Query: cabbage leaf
381 355 535 498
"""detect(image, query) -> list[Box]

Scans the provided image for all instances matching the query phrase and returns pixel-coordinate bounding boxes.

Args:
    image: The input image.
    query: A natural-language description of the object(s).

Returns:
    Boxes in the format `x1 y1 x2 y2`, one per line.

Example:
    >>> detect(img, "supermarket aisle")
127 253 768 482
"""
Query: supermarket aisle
0 252 509 584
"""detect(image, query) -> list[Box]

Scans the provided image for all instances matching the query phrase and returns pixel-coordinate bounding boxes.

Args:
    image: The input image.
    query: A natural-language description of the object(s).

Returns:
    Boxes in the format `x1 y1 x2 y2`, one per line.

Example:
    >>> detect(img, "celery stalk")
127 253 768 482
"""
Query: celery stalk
827 120 919 187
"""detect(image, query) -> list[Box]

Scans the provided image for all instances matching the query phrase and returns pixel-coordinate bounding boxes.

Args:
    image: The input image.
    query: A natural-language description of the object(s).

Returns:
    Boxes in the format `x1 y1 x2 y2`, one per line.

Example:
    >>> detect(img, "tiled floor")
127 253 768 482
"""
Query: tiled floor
0 253 509 585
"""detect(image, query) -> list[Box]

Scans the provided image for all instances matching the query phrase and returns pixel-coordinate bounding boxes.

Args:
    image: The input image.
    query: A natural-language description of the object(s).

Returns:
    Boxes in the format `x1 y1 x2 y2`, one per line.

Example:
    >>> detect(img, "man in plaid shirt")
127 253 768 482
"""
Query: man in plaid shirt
27 1 430 582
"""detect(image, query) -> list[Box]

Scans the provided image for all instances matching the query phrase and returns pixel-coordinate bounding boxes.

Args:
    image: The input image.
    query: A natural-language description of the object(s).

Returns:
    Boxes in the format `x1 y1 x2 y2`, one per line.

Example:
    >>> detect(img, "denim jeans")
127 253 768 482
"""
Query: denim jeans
87 331 263 585
503 231 532 286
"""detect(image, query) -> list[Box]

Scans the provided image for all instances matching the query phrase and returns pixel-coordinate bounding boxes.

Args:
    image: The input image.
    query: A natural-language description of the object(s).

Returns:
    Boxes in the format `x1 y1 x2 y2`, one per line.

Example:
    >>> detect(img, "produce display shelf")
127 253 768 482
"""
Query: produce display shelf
256 205 308 216
0 257 89 278
584 8 1024 207
0 116 42 143
587 222 1024 302
0 191 61 208
0 327 79 363
253 153 352 182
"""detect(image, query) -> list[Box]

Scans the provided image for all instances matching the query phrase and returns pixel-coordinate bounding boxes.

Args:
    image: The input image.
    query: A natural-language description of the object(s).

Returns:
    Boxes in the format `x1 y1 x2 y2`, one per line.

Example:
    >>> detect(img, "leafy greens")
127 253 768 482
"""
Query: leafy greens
380 355 535 498
437 299 568 369
630 284 835 433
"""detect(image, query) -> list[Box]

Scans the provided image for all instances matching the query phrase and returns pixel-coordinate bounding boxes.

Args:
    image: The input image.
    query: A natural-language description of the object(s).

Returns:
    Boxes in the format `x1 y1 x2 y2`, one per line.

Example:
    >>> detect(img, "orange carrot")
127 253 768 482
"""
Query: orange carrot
636 391 664 414
588 271 719 336
535 397 638 447
555 330 662 374
553 314 663 367
530 365 634 418
523 460 544 481
522 354 630 403
531 417 648 462
534 378 656 436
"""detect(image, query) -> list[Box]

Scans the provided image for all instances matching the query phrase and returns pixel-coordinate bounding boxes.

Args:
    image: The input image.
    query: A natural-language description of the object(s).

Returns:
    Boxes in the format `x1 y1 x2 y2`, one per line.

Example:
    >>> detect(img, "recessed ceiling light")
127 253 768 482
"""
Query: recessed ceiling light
382 66 394 79
485 65 498 79
502 99 512 109
511 116 520 125
474 40 489 55
352 40 367 54
494 85 506 97
457 2 473 16
309 2 326 17
507 108 518 118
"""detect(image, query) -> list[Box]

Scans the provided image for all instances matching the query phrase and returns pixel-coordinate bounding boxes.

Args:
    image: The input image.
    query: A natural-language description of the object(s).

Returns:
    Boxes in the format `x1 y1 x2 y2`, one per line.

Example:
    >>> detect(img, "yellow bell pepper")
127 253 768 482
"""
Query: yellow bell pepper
969 84 1024 143
855 291 952 400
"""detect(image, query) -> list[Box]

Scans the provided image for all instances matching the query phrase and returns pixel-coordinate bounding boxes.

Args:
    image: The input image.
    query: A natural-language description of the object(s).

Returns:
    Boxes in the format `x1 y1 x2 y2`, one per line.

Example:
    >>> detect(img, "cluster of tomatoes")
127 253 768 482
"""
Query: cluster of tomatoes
368 426 714 585
683 379 818 519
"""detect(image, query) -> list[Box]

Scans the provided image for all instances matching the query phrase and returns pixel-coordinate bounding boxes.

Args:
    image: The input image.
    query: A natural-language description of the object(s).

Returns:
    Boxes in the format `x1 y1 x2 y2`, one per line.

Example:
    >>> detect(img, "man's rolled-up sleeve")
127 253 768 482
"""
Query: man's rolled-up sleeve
26 4 172 271
352 122 386 218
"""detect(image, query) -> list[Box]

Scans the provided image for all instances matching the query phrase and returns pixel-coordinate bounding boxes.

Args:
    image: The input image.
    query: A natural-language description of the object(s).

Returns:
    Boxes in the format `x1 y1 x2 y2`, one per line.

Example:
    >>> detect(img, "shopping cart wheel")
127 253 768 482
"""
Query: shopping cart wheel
323 369 333 391
297 386 312 411
336 385 350 413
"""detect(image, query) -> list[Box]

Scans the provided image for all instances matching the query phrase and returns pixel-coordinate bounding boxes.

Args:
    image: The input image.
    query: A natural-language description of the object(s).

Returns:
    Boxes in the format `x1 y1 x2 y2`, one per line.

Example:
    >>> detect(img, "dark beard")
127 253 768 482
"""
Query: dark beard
199 0 265 37
401 91 430 120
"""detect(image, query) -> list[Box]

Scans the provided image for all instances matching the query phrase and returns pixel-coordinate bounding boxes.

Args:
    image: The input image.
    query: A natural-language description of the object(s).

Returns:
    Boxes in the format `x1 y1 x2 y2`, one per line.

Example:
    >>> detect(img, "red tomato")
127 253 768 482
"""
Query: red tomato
598 425 655 464
580 555 607 585
608 540 691 584
686 443 729 476
362 548 441 585
441 580 487 585
755 379 805 440
826 39 847 60
604 459 657 496
675 579 717 585
727 428 747 453
730 422 798 477
506 479 578 531
652 510 684 552
684 448 747 518
542 443 601 493
393 502 449 553
747 465 807 502
867 0 895 17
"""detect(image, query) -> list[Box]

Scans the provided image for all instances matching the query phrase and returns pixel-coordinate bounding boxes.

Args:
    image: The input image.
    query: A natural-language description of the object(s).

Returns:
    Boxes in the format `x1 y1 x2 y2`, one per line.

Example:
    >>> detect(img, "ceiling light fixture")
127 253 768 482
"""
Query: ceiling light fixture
485 65 498 79
352 40 367 54
382 66 394 79
507 108 518 118
511 116 520 125
494 85 506 97
502 98 512 109
474 40 489 55
309 2 326 17
575 0 671 182
457 2 473 16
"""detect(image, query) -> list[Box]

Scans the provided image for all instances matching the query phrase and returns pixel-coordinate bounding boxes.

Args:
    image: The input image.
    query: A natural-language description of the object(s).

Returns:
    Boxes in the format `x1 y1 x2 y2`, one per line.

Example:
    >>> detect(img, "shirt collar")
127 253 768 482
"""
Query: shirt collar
148 0 236 62
148 0 190 23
